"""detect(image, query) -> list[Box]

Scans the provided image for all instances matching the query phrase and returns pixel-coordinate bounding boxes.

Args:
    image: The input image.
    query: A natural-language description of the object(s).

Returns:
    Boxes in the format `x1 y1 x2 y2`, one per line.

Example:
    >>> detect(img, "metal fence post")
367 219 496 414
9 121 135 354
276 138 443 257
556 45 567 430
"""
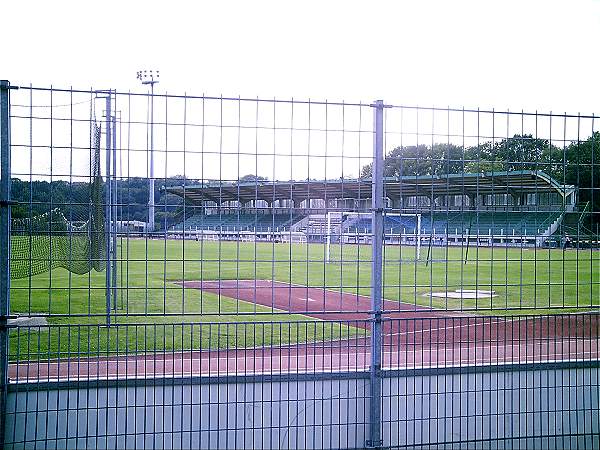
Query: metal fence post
0 80 13 447
105 93 112 325
111 114 117 311
367 99 384 449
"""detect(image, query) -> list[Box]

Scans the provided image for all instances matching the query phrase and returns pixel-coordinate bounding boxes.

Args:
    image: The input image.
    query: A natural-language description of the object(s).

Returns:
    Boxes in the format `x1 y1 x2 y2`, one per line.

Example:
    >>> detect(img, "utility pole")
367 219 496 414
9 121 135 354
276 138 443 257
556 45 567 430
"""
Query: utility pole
137 70 159 235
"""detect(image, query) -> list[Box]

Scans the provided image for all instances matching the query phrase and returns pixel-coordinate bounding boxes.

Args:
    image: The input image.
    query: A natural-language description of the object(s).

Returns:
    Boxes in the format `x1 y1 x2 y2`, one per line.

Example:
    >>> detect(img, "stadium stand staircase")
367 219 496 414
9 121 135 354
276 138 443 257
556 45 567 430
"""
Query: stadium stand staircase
290 215 310 232
560 202 595 235
301 214 343 235
341 214 364 232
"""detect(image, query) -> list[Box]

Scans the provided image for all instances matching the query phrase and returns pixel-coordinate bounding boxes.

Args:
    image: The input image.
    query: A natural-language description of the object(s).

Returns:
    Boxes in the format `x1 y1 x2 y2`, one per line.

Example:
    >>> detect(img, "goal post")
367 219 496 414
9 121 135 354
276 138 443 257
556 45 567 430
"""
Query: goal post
325 211 422 263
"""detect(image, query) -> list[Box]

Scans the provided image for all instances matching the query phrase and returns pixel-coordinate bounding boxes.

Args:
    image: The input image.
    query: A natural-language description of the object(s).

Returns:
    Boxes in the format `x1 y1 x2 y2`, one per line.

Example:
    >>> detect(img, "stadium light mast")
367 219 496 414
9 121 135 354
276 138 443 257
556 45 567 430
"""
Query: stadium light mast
137 69 160 234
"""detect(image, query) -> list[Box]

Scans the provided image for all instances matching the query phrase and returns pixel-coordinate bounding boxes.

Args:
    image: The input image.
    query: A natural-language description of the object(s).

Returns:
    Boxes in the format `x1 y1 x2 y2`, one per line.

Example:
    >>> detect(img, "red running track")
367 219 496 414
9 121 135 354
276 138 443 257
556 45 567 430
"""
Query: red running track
8 335 600 382
181 280 600 344
7 280 600 382
178 279 471 331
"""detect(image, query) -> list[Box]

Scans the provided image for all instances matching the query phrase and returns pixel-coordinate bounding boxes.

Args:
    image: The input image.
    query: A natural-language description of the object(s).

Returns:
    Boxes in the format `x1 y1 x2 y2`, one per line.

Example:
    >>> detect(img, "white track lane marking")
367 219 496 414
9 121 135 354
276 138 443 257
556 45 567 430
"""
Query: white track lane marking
385 319 507 337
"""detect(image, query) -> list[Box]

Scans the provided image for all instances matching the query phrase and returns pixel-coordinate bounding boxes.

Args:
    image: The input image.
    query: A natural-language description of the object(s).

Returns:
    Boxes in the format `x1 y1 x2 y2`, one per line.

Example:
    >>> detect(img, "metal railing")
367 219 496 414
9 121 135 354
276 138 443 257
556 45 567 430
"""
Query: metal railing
0 81 599 448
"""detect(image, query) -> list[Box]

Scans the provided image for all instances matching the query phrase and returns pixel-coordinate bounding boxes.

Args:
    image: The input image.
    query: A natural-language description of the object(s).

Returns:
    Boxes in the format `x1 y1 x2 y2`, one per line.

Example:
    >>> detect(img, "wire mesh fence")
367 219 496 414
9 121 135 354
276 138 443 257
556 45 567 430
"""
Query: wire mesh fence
0 81 599 448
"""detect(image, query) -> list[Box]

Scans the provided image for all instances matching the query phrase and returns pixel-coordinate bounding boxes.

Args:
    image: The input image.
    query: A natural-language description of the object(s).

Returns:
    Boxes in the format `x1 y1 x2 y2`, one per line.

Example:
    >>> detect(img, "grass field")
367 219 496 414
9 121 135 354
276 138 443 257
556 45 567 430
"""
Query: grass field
8 238 600 359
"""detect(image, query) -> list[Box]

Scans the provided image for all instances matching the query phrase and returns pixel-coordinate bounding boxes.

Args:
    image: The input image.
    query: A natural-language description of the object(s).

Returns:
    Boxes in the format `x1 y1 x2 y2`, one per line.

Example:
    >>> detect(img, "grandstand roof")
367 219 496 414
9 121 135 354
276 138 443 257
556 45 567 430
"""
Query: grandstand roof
165 170 575 205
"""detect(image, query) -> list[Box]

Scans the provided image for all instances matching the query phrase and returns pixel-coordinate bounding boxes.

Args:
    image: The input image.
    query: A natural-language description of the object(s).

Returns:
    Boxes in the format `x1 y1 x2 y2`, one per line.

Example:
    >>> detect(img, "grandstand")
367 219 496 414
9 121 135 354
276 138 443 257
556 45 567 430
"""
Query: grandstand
165 170 584 248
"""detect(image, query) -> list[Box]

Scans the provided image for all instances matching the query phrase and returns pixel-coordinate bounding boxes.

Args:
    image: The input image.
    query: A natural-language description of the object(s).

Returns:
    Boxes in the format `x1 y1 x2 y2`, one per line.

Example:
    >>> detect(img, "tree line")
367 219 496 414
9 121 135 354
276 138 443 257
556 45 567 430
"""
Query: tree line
360 133 599 221
10 174 270 230
10 176 192 229
9 133 599 226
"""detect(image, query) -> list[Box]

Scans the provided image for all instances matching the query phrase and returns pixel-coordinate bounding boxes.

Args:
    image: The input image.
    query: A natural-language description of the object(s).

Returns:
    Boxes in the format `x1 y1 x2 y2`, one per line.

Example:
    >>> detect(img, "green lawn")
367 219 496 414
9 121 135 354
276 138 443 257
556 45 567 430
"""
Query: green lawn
11 238 600 313
8 238 600 359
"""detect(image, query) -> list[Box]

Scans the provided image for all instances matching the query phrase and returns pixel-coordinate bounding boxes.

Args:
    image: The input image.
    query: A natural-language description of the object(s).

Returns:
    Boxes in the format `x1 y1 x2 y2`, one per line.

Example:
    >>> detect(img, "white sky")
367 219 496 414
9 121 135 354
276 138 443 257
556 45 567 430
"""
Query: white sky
3 0 600 181
4 0 600 113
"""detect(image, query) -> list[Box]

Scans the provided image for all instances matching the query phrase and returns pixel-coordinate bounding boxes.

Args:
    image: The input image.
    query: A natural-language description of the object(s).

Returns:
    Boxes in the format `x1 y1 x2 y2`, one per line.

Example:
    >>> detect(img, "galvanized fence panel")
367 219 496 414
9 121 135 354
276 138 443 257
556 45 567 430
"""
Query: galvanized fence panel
0 82 599 449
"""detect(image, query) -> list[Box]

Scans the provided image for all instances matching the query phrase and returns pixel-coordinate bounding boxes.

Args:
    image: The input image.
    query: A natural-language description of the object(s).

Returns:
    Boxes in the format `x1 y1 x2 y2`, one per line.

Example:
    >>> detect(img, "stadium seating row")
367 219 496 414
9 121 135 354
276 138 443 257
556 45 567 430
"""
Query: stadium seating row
171 211 563 236
171 213 304 232
344 212 562 236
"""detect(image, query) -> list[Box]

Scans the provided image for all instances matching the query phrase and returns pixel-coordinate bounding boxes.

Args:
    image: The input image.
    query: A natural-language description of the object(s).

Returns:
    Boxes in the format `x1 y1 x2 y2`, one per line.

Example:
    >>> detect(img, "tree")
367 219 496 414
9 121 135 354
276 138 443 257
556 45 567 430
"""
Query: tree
563 132 600 223
361 135 557 177
360 143 465 178
465 134 554 173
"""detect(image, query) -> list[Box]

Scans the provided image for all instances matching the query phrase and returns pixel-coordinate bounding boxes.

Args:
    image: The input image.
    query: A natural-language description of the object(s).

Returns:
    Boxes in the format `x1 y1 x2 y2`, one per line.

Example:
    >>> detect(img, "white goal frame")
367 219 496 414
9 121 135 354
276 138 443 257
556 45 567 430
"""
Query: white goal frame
325 211 422 263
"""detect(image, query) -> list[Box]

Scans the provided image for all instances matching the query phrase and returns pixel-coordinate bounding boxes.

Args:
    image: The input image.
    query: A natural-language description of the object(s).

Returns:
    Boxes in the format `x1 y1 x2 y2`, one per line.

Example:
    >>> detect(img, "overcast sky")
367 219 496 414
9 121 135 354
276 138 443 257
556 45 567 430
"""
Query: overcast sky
3 0 600 181
4 0 600 114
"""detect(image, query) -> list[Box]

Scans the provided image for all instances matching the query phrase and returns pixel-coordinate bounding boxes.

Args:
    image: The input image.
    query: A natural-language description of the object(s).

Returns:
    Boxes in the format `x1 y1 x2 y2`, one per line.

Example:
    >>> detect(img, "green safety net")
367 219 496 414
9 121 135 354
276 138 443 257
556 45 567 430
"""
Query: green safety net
10 124 106 279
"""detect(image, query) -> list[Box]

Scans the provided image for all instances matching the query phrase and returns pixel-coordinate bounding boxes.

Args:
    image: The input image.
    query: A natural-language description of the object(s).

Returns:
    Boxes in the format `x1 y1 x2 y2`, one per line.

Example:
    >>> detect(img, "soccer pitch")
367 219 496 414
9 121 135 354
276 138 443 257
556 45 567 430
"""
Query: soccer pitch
8 238 600 358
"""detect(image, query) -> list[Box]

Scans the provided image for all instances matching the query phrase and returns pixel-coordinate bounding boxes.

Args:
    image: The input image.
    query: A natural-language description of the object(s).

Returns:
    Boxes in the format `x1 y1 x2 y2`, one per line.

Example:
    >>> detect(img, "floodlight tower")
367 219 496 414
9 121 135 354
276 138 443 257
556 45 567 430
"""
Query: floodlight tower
137 69 160 234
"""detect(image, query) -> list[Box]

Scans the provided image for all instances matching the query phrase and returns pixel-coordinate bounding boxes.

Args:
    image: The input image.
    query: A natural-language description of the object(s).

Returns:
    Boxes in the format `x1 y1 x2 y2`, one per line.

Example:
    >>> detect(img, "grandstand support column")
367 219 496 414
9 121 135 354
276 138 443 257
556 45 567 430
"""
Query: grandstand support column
0 80 13 447
367 99 384 449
